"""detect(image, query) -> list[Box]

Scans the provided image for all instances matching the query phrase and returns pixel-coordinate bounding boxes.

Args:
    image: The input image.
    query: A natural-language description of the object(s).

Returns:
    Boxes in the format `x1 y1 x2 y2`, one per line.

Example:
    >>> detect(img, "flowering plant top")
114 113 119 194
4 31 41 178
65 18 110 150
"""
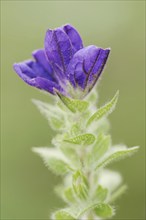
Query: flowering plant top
13 24 139 219
13 24 110 99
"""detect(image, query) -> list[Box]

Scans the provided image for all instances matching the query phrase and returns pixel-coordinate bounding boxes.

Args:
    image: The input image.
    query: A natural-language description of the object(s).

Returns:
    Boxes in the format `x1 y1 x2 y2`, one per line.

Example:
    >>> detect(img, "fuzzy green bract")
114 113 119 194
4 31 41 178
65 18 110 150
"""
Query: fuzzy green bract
33 90 139 220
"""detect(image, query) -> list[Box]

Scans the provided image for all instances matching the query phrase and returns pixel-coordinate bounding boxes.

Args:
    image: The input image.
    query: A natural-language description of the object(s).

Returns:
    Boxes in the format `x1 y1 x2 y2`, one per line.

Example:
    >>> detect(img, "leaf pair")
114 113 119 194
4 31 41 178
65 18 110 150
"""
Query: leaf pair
57 90 119 130
53 203 114 220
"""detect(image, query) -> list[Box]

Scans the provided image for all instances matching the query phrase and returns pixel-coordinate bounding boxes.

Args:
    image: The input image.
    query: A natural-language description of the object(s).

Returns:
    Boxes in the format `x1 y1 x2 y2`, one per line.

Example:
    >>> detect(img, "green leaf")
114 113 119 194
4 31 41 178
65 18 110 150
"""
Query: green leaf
86 134 110 168
32 99 64 130
64 133 95 146
54 210 76 220
32 99 58 117
64 187 76 204
94 118 110 134
64 202 114 219
76 202 112 218
94 203 114 218
50 117 63 129
32 147 73 175
71 123 81 136
45 158 71 175
56 92 89 113
96 146 139 169
87 90 119 126
60 145 81 168
72 171 89 199
92 134 111 162
76 202 101 218
54 183 76 204
95 185 108 202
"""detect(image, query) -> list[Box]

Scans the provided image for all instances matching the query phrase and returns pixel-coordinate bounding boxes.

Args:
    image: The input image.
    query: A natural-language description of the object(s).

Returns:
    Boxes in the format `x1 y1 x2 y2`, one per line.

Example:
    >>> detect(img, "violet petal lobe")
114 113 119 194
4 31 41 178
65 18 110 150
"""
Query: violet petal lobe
32 49 53 75
13 63 63 94
63 24 83 53
25 60 54 82
45 28 73 76
14 62 36 81
87 48 110 89
67 45 110 90
29 77 63 94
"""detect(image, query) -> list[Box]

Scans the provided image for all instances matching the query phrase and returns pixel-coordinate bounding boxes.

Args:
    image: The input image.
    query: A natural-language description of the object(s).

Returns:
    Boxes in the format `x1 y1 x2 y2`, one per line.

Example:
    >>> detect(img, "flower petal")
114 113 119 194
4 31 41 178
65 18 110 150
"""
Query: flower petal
67 46 110 90
29 77 63 94
63 24 83 53
13 63 63 94
13 62 36 81
87 48 110 90
26 60 54 82
45 28 73 75
32 49 53 74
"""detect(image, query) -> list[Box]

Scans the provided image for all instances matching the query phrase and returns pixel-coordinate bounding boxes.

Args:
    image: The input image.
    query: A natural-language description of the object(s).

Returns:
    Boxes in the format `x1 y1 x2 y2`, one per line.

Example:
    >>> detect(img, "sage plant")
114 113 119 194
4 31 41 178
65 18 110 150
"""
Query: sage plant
14 24 138 220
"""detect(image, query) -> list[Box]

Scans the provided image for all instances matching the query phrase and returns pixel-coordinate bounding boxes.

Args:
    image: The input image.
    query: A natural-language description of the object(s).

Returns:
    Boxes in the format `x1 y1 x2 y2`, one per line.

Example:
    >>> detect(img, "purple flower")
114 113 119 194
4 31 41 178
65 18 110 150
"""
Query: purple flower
13 24 110 98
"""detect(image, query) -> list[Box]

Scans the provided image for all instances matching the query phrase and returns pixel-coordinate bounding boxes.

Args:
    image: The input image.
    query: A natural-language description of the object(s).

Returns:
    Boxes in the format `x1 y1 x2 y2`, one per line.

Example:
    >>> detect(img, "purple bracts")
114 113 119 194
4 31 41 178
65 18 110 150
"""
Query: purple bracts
13 24 110 98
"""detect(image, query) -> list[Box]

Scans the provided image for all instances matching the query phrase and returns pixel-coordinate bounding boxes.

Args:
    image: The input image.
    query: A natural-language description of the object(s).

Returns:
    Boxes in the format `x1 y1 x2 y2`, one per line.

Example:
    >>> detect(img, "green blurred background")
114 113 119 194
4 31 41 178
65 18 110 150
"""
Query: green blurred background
1 1 145 219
